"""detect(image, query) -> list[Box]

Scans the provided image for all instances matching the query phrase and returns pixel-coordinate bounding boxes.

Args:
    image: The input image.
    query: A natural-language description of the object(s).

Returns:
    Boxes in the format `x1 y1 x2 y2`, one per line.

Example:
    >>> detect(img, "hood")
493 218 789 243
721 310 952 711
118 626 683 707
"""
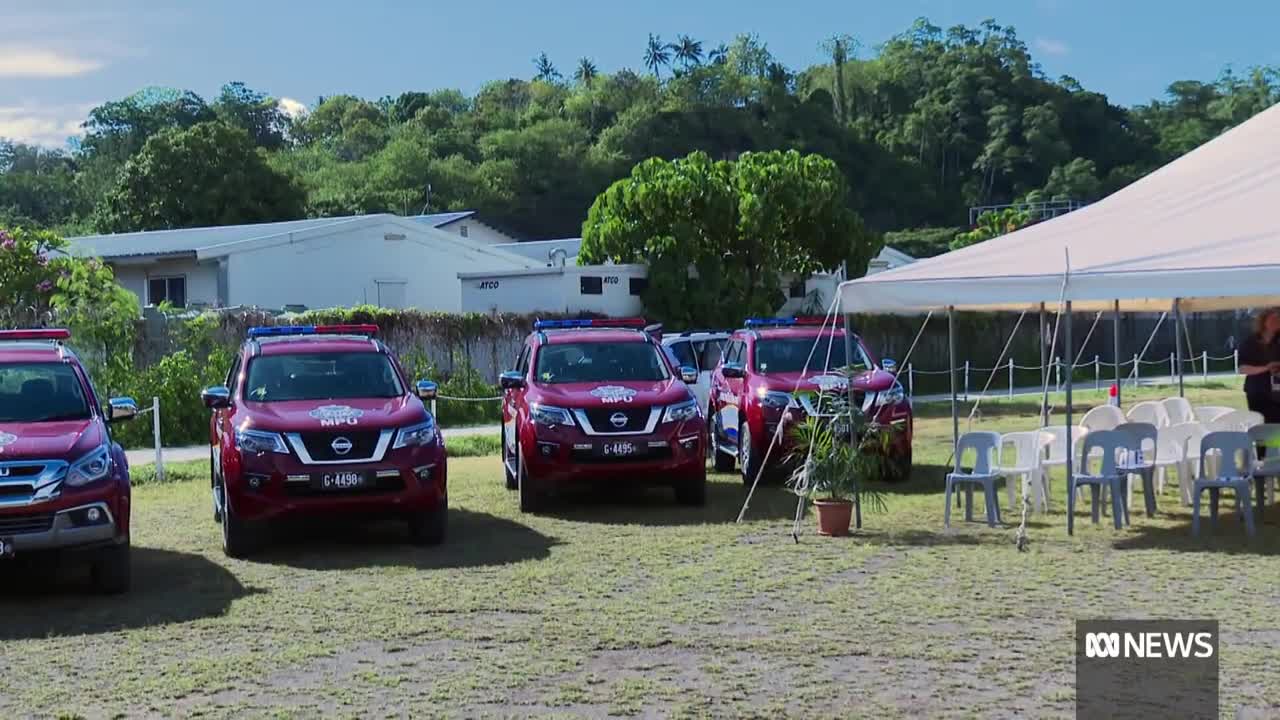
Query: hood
240 395 427 433
756 368 898 394
0 419 102 461
532 378 693 408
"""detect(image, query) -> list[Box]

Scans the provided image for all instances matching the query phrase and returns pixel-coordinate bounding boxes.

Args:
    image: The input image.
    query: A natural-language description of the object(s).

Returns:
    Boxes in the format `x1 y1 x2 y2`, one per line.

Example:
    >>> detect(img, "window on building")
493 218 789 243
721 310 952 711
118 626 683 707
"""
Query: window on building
788 280 806 299
629 277 649 296
580 276 603 295
376 280 407 309
147 276 187 308
459 224 469 238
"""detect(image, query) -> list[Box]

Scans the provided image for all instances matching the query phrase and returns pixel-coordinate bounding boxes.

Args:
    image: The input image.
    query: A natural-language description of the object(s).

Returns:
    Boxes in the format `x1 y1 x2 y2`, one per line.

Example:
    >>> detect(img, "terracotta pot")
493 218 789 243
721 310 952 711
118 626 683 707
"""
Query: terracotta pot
814 498 854 536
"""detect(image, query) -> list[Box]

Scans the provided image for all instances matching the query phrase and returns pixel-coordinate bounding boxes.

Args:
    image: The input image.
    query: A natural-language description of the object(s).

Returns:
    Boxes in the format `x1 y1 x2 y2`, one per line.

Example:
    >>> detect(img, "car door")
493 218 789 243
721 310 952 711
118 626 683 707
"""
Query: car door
503 344 531 458
212 352 241 473
691 338 725 410
712 339 746 445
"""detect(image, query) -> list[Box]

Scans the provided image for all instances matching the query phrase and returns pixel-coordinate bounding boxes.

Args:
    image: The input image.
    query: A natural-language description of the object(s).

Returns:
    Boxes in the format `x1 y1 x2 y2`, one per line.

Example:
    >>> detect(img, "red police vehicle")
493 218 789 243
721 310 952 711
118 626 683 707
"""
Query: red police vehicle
0 329 139 593
708 317 913 483
201 324 445 557
499 318 707 512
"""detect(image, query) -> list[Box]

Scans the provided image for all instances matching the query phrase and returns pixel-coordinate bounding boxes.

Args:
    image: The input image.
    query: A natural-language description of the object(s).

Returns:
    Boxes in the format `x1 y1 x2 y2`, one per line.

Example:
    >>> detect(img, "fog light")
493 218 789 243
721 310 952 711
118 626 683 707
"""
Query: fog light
246 474 268 490
679 436 699 450
413 465 433 481
86 507 101 523
537 441 558 457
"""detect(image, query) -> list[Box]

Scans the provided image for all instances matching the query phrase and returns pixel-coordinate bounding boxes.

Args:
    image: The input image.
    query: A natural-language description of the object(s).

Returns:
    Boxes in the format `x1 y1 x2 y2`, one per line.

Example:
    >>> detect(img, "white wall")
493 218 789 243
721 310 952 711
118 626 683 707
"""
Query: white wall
220 220 527 312
108 257 220 307
437 219 516 246
460 264 646 316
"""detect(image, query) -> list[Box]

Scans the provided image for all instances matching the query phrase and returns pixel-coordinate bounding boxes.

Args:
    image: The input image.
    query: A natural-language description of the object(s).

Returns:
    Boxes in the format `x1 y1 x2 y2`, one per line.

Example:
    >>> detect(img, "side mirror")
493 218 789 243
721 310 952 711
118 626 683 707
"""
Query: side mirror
721 363 746 379
106 397 138 423
881 358 898 373
201 386 231 409
415 380 438 401
679 365 699 384
499 371 526 390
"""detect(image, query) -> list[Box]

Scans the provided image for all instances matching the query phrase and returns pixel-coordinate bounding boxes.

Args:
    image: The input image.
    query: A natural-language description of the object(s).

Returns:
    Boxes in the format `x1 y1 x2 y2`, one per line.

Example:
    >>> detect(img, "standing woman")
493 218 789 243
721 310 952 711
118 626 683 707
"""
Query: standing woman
1238 308 1280 424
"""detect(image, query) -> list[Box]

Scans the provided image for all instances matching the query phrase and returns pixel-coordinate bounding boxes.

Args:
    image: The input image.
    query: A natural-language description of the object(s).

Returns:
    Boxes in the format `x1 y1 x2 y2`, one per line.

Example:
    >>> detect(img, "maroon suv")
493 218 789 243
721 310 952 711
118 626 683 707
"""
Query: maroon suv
500 318 707 512
201 324 446 557
0 329 138 593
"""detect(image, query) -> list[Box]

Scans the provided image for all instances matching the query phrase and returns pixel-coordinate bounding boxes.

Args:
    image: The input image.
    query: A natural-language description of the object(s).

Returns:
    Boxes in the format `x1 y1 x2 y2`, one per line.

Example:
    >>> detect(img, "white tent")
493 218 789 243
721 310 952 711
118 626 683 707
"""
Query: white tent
839 102 1280 315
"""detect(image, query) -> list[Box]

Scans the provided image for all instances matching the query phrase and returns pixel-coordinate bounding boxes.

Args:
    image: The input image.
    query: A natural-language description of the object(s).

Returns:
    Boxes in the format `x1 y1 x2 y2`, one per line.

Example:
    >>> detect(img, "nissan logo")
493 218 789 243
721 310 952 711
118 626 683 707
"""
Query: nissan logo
609 412 628 429
331 436 354 455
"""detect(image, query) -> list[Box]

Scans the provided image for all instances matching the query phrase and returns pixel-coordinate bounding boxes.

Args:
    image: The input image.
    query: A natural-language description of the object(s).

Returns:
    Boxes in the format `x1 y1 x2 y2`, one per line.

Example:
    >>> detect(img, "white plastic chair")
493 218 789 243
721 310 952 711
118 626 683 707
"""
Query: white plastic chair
1080 405 1125 432
1126 400 1171 428
1160 397 1196 426
1194 405 1235 424
1038 425 1088 505
998 431 1053 513
1207 410 1264 433
1155 422 1203 498
1176 423 1209 505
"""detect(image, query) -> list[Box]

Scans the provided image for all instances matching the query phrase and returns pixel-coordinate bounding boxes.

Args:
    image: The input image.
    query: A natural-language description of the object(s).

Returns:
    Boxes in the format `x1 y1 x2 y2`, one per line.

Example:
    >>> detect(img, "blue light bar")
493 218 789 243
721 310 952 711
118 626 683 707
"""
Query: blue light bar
247 325 316 338
744 317 796 328
533 318 647 330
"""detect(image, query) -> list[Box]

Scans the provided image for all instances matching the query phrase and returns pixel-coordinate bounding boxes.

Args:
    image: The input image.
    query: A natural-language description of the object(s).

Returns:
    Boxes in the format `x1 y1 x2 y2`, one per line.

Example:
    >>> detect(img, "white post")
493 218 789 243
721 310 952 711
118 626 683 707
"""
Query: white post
1133 354 1140 386
963 360 970 400
907 364 914 397
1008 358 1014 398
431 398 438 419
1054 358 1061 392
152 396 164 483
1202 350 1208 384
1095 355 1100 391
1234 348 1239 374
1170 352 1176 381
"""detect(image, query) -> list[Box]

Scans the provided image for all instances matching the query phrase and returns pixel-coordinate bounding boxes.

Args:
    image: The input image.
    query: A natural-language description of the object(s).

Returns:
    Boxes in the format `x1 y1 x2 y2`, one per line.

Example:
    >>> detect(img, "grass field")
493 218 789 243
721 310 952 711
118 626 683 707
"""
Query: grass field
2 382 1278 718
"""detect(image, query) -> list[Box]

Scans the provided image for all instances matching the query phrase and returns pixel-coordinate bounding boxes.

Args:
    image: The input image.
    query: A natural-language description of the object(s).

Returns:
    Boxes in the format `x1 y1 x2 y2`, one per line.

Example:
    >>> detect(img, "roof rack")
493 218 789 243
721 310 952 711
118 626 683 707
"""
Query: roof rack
677 328 731 337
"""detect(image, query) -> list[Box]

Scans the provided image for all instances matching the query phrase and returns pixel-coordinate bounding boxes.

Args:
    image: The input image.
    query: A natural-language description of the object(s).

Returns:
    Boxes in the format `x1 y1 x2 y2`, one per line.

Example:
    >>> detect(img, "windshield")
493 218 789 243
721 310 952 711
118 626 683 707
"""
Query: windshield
244 352 403 402
753 336 873 374
535 342 669 384
0 362 91 422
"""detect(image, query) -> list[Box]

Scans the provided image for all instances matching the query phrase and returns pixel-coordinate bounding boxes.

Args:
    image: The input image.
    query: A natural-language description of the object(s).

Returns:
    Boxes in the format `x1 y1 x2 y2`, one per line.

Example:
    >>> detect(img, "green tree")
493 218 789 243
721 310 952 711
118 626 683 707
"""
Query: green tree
213 81 288 149
96 122 305 232
644 34 672 78
951 207 1031 250
533 52 562 83
579 150 878 327
671 35 704 70
574 58 598 87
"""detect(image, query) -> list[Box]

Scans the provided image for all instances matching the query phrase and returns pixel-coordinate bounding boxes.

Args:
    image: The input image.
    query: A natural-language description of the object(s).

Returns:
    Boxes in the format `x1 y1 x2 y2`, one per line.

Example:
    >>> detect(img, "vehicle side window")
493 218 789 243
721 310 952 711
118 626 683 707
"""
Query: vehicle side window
668 341 696 370
516 345 531 375
725 341 743 366
225 354 241 390
696 340 725 371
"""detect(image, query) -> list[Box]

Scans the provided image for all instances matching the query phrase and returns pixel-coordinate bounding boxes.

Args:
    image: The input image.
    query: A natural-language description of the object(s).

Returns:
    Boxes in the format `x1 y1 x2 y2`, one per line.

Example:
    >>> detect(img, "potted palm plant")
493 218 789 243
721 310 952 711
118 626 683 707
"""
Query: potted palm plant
786 391 891 536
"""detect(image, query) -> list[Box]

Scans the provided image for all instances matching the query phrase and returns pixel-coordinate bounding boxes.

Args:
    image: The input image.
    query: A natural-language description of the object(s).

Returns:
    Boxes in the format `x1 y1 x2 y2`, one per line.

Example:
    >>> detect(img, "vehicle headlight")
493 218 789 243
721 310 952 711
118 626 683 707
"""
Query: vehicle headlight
66 444 112 487
394 417 437 449
235 428 289 455
757 388 795 410
662 398 700 423
875 383 907 407
531 404 573 427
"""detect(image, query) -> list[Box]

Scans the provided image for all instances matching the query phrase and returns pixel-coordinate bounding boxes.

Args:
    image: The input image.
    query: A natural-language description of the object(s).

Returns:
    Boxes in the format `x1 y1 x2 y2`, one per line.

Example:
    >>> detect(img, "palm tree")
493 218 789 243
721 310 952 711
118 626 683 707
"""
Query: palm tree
671 35 703 69
707 43 729 66
574 57 598 87
532 52 561 83
643 33 672 78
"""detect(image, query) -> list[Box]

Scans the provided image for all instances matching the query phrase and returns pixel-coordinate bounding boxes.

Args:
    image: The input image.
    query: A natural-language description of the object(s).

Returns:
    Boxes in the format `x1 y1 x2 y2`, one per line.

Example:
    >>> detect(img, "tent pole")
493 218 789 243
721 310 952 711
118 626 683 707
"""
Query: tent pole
949 306 958 461
1173 298 1184 397
1039 303 1048 426
1064 300 1074 522
1112 300 1122 407
843 311 861 529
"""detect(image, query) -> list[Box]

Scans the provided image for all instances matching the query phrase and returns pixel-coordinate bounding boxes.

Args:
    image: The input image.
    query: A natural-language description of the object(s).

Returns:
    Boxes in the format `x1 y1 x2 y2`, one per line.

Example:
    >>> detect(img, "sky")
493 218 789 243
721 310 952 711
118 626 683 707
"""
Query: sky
4 0 1279 147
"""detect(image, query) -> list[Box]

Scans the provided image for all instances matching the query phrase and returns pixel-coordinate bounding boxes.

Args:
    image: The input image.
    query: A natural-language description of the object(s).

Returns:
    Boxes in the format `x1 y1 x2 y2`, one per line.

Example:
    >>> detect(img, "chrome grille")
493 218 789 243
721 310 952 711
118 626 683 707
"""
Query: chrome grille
0 512 55 535
0 460 67 508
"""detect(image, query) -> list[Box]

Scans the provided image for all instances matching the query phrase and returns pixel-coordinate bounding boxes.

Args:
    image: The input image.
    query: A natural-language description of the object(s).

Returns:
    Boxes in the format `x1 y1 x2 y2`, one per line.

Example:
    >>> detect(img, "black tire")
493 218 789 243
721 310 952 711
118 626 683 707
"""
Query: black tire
221 483 262 559
517 438 542 513
503 429 518 491
740 423 762 486
675 469 707 506
91 540 131 595
711 408 735 472
408 503 447 546
210 448 222 524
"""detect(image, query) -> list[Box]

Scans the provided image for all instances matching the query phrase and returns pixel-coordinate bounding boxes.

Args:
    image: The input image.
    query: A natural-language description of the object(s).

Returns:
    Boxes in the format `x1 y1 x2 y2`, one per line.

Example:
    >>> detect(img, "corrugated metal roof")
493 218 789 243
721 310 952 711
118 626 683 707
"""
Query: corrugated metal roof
413 211 475 227
67 216 367 259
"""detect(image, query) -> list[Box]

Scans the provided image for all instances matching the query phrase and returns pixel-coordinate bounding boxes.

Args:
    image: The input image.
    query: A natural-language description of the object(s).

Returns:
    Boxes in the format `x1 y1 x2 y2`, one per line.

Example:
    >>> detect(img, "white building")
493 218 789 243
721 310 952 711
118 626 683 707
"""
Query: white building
457 239 916 317
68 214 538 312
414 211 519 245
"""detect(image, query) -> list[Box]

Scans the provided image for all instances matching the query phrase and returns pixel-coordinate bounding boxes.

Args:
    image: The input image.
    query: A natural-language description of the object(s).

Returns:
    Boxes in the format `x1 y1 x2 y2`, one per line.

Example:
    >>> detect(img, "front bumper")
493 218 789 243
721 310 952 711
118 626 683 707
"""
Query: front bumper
524 419 706 485
1 501 121 554
227 444 448 523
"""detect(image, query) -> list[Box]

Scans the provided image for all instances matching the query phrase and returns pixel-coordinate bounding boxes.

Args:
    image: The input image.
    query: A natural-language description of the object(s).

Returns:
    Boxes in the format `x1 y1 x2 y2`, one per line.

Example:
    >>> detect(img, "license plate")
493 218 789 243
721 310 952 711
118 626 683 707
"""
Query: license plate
0 537 14 559
602 442 636 457
313 471 368 490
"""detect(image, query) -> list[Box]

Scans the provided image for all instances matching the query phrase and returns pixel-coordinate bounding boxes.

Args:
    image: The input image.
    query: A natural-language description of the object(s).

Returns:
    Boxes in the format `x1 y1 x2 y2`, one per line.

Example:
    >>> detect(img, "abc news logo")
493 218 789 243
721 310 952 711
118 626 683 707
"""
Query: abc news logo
1083 630 1215 659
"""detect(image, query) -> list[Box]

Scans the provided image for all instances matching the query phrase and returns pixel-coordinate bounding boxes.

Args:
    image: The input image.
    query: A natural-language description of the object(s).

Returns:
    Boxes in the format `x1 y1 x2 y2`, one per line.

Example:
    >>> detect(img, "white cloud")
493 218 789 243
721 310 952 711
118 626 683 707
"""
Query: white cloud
0 104 95 148
0 48 103 78
1034 37 1071 57
278 97 308 119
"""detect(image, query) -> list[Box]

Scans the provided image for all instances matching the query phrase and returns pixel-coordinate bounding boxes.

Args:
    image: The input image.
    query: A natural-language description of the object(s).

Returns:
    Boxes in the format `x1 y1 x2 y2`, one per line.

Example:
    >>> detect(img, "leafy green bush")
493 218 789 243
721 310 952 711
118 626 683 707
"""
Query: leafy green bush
102 350 228 448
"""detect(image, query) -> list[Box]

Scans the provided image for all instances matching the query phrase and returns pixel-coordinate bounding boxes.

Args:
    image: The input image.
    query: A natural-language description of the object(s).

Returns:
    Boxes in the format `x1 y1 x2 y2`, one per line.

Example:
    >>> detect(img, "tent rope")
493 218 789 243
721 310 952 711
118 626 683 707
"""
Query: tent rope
965 310 1028 431
1071 311 1103 368
1127 311 1168 383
